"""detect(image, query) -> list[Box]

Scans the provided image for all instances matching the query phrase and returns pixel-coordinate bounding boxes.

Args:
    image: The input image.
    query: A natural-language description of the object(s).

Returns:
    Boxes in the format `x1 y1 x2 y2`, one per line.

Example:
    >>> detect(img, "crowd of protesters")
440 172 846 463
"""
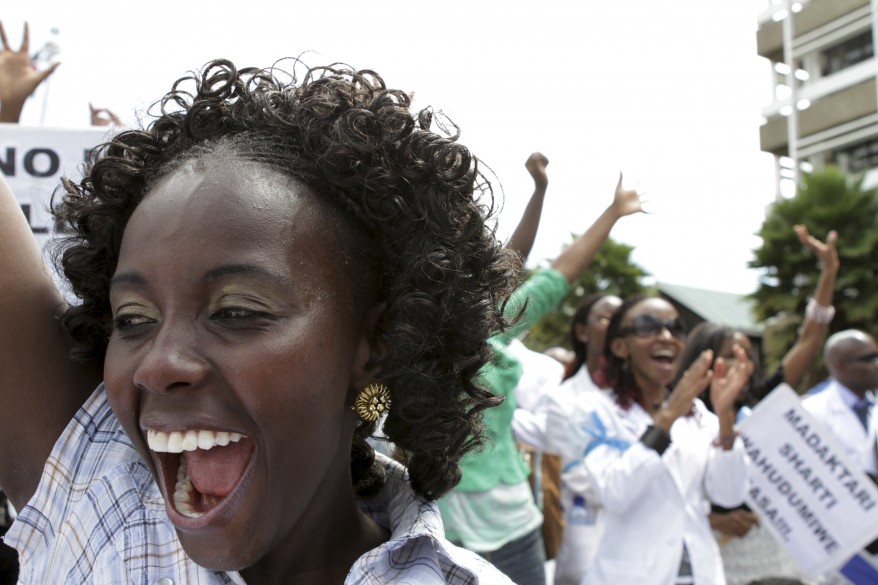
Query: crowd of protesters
2 17 877 585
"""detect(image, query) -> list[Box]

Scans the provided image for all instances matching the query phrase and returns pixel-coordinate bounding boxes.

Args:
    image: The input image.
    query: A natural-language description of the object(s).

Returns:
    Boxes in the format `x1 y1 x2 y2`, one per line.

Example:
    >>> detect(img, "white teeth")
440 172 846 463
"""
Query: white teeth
215 432 230 447
147 429 168 452
197 430 214 450
146 429 248 453
181 430 198 452
167 432 183 453
172 457 203 518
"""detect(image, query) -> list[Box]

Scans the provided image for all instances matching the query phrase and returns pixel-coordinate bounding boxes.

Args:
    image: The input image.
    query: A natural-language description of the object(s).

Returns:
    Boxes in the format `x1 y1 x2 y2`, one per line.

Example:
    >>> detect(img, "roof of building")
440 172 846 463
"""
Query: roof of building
658 282 763 336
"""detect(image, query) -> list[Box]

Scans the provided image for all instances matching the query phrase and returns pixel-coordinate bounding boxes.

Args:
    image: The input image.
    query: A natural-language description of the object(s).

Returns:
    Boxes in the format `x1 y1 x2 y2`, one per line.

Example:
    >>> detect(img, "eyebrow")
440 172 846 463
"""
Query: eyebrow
109 272 147 289
203 264 291 288
110 264 291 290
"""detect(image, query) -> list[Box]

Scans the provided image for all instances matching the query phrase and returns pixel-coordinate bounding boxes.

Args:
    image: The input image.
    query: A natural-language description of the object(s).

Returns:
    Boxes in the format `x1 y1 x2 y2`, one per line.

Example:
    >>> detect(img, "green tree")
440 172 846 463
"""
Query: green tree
749 166 878 389
524 236 651 352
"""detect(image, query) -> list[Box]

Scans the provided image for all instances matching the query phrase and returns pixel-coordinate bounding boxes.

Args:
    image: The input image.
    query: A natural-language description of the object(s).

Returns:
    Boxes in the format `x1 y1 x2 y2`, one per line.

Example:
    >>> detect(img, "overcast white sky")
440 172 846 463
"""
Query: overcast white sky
5 0 780 294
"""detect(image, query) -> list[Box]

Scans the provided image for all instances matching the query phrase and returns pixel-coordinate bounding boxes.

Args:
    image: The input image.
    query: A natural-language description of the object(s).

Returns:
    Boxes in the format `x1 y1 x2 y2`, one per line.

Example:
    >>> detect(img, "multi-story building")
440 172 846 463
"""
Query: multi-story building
757 0 878 196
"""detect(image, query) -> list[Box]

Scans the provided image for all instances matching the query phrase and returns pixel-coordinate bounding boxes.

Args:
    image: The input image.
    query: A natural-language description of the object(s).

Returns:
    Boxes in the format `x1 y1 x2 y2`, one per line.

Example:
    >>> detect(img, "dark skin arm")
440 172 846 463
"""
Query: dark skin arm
780 225 839 389
551 173 643 284
505 152 549 262
0 174 99 509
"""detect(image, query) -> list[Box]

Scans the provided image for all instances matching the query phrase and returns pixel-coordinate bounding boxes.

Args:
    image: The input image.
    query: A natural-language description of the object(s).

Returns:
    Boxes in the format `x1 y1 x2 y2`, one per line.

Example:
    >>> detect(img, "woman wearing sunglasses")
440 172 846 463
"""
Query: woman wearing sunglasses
547 294 750 584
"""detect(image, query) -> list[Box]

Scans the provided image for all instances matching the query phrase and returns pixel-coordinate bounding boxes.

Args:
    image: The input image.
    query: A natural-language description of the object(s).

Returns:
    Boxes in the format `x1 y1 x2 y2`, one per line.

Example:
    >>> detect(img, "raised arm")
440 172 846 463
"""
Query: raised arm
551 173 643 283
505 152 549 261
0 21 60 123
500 173 644 339
780 225 839 388
0 174 98 508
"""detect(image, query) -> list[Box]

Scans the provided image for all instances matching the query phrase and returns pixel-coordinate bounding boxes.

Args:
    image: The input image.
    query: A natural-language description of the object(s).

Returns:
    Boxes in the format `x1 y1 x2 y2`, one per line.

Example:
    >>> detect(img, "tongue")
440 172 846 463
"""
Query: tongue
183 438 254 498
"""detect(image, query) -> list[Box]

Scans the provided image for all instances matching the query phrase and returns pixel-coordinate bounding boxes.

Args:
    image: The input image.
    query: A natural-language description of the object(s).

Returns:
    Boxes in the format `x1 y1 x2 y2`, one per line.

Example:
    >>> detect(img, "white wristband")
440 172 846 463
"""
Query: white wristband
805 299 835 325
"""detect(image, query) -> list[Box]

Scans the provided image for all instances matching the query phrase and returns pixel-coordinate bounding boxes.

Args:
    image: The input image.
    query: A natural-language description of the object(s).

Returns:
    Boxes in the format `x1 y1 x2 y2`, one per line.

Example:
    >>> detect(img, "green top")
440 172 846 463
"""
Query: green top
452 267 570 492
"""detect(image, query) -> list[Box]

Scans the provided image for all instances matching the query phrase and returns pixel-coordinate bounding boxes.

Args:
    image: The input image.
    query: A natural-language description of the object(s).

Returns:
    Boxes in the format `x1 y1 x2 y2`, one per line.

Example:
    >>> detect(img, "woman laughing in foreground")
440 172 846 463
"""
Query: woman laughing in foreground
0 59 519 584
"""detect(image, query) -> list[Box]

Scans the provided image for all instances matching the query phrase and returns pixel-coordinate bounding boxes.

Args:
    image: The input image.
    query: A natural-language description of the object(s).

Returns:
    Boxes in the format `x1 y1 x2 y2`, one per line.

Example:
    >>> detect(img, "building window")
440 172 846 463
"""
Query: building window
830 138 878 173
821 31 874 76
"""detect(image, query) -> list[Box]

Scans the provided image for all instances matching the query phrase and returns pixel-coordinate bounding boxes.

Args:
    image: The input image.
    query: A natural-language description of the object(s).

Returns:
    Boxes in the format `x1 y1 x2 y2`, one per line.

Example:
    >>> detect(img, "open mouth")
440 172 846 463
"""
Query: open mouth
651 348 677 367
147 429 256 520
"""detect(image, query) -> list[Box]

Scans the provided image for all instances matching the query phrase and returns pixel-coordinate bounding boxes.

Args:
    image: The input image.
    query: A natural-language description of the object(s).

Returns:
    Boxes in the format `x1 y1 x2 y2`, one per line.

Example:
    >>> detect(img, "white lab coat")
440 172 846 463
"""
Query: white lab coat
544 367 610 585
508 338 565 450
802 380 878 477
549 388 748 585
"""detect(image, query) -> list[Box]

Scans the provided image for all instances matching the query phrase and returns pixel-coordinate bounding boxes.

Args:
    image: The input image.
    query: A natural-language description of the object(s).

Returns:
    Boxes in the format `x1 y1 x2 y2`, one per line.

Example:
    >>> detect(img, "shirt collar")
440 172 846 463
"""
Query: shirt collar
833 379 876 410
357 452 445 542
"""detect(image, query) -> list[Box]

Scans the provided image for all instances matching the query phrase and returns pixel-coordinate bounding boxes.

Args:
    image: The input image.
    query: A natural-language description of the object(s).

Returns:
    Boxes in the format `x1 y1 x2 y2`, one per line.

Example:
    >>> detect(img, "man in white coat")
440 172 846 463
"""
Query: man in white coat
803 329 878 481
804 329 878 567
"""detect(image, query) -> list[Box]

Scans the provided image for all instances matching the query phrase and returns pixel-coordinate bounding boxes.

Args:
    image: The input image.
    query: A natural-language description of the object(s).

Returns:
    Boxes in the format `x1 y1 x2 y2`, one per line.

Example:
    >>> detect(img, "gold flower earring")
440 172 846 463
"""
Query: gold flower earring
353 382 391 422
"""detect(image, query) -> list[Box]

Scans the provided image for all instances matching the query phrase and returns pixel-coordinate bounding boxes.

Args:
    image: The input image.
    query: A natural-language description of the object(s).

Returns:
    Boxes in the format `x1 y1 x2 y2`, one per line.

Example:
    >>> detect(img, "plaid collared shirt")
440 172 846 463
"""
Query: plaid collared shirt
5 386 510 584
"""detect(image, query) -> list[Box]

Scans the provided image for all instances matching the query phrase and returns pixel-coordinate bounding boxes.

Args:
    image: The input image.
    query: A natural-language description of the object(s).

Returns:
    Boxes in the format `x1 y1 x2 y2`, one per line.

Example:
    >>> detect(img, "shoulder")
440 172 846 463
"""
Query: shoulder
526 267 568 290
549 378 615 420
350 454 514 584
5 386 172 581
511 268 569 306
802 382 836 412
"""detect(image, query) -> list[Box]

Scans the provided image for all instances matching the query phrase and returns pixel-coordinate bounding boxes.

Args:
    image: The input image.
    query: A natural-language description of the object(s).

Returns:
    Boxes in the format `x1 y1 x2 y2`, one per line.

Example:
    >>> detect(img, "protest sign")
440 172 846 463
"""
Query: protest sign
1 123 110 251
738 384 878 578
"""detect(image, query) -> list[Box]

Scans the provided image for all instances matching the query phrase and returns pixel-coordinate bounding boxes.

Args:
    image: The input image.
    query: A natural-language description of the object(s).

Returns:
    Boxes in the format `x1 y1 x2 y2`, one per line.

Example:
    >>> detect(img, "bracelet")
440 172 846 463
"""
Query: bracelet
712 432 739 450
641 425 672 455
805 299 835 325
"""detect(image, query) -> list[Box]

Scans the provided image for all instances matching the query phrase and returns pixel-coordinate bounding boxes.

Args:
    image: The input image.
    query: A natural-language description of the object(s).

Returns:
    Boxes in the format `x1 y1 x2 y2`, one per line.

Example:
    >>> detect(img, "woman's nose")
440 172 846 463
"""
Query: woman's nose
131 324 209 393
657 325 675 340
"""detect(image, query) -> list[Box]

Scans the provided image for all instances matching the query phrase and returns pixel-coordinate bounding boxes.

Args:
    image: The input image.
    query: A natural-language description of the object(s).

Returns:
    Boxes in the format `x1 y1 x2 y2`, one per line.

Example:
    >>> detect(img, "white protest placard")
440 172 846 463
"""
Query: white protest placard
738 384 878 578
1 123 111 251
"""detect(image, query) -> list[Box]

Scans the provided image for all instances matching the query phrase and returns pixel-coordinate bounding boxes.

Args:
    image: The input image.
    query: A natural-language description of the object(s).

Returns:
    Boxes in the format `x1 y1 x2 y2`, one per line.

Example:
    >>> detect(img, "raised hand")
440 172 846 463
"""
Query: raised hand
654 350 714 432
709 344 750 418
524 152 549 190
0 21 60 122
89 103 122 127
612 173 645 218
794 224 839 273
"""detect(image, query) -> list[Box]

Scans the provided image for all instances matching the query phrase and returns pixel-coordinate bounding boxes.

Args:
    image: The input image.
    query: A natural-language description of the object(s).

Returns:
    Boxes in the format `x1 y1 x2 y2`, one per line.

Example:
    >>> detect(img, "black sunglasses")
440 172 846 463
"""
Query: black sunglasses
618 315 687 340
846 352 878 364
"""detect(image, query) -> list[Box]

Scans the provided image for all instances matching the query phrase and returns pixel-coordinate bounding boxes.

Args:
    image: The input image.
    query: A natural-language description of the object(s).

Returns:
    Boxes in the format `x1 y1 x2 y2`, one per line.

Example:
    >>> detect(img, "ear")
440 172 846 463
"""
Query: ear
610 337 629 360
349 302 391 391
574 322 589 344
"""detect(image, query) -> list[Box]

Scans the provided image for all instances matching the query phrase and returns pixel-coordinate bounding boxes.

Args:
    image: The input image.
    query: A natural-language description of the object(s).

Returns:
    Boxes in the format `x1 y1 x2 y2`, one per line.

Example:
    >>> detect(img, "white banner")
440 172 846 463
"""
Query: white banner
1 123 111 251
738 384 878 578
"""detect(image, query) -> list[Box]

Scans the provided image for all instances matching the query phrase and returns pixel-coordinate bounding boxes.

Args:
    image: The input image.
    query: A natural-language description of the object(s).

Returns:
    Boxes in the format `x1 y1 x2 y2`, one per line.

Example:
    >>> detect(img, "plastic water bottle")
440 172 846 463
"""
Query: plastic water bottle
568 495 594 526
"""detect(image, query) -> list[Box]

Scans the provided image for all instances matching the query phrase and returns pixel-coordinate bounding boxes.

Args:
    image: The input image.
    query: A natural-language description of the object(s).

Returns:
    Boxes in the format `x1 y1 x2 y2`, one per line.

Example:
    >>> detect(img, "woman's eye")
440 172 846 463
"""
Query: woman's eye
113 314 154 330
212 307 264 320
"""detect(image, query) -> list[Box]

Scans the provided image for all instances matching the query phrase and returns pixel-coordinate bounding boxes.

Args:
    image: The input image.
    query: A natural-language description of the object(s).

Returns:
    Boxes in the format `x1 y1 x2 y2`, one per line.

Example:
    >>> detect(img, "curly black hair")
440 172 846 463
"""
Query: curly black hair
51 58 519 501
